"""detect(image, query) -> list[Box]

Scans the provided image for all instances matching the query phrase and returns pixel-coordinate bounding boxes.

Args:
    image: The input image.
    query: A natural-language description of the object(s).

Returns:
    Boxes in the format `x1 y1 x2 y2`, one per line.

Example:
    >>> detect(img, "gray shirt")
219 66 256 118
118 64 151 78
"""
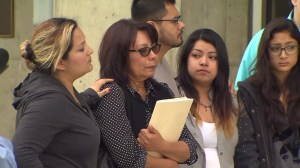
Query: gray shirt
12 72 100 168
154 58 181 97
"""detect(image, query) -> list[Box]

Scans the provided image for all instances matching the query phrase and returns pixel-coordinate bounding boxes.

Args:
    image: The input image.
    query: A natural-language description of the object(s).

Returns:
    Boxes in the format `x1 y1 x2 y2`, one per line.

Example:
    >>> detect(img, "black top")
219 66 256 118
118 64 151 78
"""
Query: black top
235 78 300 168
12 71 101 168
234 79 272 168
122 80 171 137
93 80 197 168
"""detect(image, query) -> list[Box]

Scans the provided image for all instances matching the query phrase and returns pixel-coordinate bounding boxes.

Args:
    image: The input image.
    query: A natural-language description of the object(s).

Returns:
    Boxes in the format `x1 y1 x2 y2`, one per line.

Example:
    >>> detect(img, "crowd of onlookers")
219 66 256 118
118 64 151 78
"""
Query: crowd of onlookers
1 0 300 168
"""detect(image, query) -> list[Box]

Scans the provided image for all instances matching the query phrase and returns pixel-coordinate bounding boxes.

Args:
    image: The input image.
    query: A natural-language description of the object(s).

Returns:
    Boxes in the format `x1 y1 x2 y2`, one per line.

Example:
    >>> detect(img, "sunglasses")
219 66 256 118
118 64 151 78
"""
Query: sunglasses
129 43 161 57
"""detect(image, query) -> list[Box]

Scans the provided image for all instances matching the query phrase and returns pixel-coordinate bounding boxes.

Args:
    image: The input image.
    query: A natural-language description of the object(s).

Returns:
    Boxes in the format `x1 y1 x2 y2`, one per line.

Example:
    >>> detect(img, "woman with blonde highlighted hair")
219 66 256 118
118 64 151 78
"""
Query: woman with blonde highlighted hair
12 18 112 168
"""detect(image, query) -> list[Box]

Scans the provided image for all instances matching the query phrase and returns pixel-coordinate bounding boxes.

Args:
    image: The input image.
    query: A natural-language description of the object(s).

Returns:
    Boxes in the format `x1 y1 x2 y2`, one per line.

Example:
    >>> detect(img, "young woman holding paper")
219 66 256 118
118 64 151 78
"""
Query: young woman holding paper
177 28 238 168
92 19 197 168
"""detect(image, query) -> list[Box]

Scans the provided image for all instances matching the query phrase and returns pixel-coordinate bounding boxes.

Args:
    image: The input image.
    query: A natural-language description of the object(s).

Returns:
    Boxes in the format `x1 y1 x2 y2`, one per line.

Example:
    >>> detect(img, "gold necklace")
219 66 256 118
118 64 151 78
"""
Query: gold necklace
198 100 212 112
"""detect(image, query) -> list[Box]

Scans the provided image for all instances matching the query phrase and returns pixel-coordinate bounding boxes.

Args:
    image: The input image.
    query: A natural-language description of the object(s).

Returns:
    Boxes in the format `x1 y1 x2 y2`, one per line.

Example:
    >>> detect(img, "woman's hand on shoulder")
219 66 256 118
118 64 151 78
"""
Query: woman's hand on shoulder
90 78 113 97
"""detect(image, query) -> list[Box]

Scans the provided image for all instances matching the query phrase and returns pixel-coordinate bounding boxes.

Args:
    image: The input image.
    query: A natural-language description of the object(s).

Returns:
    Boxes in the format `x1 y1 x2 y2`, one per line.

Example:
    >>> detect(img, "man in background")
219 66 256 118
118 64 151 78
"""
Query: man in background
131 0 185 97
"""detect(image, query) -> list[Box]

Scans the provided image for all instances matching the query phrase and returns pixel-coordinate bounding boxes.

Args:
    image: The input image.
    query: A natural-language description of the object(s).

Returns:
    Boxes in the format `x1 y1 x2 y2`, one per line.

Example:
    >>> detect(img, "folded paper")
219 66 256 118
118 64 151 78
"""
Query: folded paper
148 97 193 157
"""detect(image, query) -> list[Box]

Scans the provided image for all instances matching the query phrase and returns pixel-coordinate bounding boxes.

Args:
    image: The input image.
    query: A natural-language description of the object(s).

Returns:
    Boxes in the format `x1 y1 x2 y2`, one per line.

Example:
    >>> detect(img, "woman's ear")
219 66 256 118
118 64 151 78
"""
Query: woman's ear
56 59 66 71
291 0 298 6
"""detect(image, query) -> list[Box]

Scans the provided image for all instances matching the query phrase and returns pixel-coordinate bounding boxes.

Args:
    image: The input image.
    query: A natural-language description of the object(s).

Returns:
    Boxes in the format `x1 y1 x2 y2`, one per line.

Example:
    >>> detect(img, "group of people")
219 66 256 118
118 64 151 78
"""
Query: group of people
6 0 300 168
233 0 300 167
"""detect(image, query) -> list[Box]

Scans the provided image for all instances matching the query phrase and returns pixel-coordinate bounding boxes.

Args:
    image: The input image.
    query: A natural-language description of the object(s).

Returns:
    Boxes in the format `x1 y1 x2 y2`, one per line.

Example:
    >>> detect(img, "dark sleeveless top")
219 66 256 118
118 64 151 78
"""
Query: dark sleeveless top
123 81 172 137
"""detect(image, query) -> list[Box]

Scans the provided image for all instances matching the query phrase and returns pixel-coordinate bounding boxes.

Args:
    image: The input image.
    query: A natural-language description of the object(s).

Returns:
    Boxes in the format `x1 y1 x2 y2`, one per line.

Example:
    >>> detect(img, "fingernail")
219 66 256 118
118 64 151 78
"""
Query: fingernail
108 88 112 92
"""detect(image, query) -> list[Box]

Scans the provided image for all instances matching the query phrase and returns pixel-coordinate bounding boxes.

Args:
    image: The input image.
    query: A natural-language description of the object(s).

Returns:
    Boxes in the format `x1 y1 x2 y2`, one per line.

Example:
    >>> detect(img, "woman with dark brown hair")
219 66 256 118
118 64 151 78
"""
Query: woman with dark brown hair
93 19 197 168
235 18 300 168
177 28 238 168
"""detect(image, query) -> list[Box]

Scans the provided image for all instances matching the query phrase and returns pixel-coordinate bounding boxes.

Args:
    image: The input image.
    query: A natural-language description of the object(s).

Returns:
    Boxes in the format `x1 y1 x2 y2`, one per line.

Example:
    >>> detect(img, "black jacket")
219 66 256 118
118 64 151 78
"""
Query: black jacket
12 71 100 168
234 78 273 168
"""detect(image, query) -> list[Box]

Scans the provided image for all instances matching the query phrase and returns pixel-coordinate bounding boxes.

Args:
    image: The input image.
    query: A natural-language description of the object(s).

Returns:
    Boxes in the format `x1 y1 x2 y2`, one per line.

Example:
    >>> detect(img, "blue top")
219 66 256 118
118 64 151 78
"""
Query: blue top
234 12 293 90
0 136 17 168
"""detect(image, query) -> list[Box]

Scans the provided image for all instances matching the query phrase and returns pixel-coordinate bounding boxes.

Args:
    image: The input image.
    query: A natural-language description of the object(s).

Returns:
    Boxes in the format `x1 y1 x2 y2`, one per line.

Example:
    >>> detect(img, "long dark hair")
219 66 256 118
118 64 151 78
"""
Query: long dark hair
98 19 158 86
252 17 300 132
177 28 237 138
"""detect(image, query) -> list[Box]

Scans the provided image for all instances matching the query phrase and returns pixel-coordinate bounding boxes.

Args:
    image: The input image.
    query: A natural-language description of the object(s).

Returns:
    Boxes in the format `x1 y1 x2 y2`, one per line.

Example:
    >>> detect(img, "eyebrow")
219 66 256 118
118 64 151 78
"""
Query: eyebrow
134 43 152 49
192 49 216 53
270 41 297 46
78 40 85 47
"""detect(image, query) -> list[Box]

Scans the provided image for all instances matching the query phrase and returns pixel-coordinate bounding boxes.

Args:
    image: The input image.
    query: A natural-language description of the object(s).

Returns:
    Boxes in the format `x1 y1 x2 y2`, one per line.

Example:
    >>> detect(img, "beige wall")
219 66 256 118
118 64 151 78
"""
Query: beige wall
55 0 134 91
0 0 34 139
0 0 136 139
55 0 181 91
181 0 250 82
0 0 248 139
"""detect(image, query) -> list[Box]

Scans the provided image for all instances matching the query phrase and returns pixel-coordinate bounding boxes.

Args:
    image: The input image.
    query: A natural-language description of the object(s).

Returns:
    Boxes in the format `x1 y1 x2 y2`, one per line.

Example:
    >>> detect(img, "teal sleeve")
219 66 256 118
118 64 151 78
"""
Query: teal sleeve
234 29 264 90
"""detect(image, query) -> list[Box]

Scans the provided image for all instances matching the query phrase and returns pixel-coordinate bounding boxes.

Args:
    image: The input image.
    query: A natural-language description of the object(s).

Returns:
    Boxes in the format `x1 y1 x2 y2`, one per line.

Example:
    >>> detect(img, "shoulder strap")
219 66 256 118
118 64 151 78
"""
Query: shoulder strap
122 86 132 118
122 83 172 138
122 86 147 138
153 83 173 100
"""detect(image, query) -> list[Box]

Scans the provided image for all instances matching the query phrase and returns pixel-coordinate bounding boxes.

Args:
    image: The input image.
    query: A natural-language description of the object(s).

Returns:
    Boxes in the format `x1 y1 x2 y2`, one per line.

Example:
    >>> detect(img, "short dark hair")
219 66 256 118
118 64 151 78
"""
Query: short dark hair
131 0 176 22
98 19 158 85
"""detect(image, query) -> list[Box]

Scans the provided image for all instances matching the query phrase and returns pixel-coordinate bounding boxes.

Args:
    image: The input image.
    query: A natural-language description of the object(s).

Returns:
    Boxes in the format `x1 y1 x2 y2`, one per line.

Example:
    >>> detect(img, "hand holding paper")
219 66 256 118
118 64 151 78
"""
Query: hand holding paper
137 125 165 152
146 97 193 157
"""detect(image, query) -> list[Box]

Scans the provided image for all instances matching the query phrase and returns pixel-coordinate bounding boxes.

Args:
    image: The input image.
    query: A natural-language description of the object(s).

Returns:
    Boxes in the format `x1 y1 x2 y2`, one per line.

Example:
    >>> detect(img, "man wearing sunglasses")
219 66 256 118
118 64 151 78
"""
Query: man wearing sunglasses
131 0 185 97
